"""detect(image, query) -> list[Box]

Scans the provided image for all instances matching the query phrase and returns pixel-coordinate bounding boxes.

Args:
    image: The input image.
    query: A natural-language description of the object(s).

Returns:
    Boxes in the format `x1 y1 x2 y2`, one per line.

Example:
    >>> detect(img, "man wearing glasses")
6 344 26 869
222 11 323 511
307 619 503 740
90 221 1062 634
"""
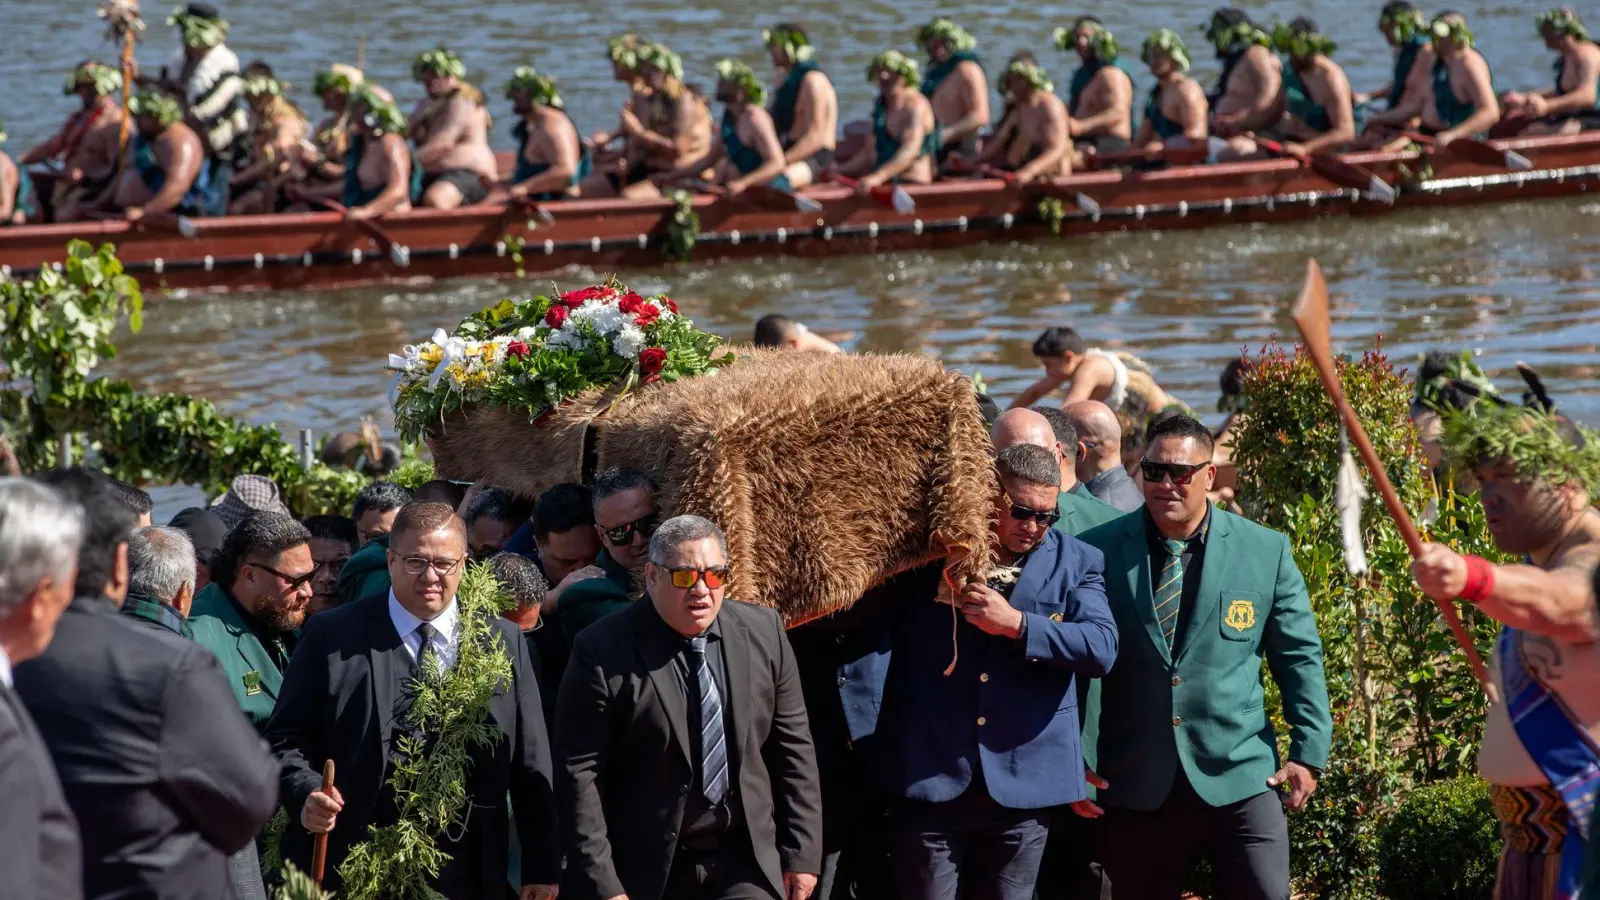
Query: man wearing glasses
268 501 559 899
556 514 822 900
189 511 317 730
1078 414 1331 900
879 442 1117 900
558 466 660 641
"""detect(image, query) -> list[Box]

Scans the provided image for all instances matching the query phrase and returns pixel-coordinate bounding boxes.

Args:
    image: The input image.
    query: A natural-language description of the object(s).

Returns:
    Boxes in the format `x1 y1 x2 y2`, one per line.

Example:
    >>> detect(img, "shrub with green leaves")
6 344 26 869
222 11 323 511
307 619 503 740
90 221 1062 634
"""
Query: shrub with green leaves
1377 777 1500 900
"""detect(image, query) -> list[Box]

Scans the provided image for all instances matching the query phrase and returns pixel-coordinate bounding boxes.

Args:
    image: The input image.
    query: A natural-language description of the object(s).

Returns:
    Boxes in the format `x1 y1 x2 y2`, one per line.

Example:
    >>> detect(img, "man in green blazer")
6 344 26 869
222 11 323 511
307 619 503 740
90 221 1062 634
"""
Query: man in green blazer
189 512 316 730
1079 414 1331 900
556 466 657 641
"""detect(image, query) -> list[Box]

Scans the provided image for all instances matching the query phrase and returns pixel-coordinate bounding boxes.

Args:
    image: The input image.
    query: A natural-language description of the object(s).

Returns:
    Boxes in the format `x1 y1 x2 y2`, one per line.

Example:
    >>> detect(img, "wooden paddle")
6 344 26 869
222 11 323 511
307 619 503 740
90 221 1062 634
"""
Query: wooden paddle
675 179 823 213
311 759 336 885
825 173 916 214
306 197 411 267
962 163 1102 216
1257 140 1398 204
1404 132 1532 170
1290 258 1490 690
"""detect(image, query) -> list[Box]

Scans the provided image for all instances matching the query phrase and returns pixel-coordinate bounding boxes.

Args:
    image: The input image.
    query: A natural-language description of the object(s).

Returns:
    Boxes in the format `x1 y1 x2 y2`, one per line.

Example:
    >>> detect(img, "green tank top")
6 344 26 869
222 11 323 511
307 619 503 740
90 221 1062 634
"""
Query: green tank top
1431 57 1494 128
1068 57 1134 135
1143 84 1183 139
770 60 822 138
1388 34 1430 108
872 96 940 168
342 134 424 208
1282 62 1331 132
1553 55 1600 111
720 108 766 175
921 51 983 98
511 113 593 199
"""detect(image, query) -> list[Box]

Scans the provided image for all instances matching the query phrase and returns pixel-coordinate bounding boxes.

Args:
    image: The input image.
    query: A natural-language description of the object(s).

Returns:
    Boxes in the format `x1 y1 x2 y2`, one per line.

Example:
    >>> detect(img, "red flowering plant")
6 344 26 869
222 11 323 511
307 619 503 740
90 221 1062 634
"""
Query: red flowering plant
389 278 734 442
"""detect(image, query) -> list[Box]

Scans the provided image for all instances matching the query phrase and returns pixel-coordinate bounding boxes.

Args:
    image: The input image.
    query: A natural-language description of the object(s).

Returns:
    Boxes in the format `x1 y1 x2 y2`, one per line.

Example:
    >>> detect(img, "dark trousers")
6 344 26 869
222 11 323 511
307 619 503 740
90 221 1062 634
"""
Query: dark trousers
663 832 778 900
816 746 896 900
1033 811 1110 900
1097 774 1289 900
893 779 1051 900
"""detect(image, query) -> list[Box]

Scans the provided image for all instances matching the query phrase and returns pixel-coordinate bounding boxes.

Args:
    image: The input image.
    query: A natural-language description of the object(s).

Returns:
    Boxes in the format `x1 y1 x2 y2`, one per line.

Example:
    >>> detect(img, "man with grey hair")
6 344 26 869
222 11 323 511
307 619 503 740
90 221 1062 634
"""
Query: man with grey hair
558 465 659 640
0 478 85 898
1065 399 1143 512
558 513 823 900
124 526 198 638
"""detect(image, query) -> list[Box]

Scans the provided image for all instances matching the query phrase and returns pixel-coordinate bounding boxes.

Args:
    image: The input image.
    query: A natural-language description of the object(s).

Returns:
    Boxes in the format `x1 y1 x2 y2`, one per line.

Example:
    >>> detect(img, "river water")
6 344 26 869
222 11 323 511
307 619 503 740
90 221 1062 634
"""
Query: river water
4 0 1596 510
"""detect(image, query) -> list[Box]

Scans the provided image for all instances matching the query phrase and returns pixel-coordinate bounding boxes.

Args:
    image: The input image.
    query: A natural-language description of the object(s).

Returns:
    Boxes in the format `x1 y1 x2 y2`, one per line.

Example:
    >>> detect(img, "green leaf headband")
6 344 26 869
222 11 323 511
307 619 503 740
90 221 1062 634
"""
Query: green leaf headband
1440 405 1600 494
313 66 362 96
241 74 284 98
128 90 183 126
917 18 978 53
1142 28 1192 73
1430 15 1474 47
64 61 123 97
607 33 642 71
1537 8 1590 41
1415 349 1499 412
412 48 466 82
1003 59 1054 93
636 43 685 81
505 66 563 108
866 49 921 86
351 85 408 136
1054 20 1119 63
1205 17 1270 53
167 6 228 48
762 25 815 63
1378 6 1427 41
1271 22 1337 58
714 58 767 106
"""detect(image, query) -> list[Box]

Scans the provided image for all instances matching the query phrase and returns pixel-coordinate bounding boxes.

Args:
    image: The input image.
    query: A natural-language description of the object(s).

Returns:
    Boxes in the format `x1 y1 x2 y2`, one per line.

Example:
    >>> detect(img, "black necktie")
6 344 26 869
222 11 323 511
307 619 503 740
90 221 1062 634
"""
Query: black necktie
415 622 439 677
688 637 729 805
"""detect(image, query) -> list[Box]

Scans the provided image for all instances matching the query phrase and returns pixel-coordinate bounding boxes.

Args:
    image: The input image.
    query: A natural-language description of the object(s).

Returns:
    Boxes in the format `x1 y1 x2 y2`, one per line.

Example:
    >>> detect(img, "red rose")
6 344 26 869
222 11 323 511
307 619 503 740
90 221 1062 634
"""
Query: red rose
634 303 660 327
662 297 680 314
545 305 569 329
560 286 607 308
639 346 667 380
618 291 645 314
506 340 532 358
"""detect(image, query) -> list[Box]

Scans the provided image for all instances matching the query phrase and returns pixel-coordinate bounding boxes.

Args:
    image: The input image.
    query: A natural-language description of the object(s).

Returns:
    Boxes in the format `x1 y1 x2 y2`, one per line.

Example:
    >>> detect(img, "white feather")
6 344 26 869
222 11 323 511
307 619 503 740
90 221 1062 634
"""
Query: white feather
1336 427 1370 575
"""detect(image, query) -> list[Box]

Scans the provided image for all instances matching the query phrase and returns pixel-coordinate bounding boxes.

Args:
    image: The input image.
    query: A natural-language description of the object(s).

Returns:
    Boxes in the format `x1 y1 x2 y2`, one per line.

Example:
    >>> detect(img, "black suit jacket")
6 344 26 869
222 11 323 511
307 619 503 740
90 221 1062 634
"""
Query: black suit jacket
0 681 81 900
12 596 280 900
266 592 560 894
556 598 822 900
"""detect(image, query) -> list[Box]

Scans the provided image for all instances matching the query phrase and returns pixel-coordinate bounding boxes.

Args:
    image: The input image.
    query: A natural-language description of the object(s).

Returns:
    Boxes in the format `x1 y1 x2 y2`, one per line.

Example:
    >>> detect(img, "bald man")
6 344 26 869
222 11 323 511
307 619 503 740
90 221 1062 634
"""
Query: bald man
992 409 1119 537
1065 400 1143 512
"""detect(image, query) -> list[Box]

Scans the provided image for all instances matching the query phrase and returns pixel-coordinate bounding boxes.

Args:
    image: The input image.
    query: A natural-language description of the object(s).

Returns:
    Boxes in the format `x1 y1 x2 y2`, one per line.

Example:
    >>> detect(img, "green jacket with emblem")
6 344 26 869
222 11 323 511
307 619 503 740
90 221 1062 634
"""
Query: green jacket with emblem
1078 505 1332 811
335 533 391 607
188 582 293 730
1056 486 1125 537
556 549 636 642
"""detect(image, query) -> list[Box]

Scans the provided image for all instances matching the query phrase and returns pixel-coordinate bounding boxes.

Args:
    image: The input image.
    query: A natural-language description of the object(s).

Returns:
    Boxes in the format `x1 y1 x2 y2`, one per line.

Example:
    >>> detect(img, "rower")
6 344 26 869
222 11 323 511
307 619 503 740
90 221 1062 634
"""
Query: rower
917 18 989 170
20 61 126 223
1501 9 1600 135
1225 18 1357 158
505 67 588 202
585 42 713 200
1358 2 1435 147
229 66 309 214
1057 17 1136 157
583 34 651 192
764 24 837 190
1204 8 1283 139
338 85 415 220
656 59 790 196
1132 29 1210 158
1417 12 1499 146
408 48 497 209
837 50 938 190
306 64 364 191
972 51 1043 171
986 59 1072 181
152 4 250 177
0 124 36 225
92 91 209 222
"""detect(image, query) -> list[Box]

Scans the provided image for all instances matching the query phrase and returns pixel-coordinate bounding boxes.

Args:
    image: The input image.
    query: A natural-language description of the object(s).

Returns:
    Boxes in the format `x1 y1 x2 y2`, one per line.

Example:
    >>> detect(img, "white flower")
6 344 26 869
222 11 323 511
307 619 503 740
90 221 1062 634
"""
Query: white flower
546 326 588 351
515 326 538 341
571 301 628 336
612 324 646 359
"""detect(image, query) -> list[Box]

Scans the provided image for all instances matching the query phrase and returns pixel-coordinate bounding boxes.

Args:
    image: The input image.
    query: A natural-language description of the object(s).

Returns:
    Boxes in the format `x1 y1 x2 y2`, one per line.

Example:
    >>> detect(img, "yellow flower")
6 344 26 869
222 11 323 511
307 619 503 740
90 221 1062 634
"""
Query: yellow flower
421 346 444 366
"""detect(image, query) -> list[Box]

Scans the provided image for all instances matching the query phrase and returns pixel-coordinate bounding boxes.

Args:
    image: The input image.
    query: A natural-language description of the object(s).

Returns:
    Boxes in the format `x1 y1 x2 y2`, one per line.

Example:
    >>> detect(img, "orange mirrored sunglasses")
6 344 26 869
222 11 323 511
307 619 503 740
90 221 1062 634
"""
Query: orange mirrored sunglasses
666 566 730 589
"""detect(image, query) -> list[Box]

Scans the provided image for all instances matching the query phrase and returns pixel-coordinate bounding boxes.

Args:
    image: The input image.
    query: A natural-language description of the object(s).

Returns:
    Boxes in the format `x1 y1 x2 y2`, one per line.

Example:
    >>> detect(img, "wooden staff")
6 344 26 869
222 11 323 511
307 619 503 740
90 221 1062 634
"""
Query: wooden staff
118 29 136 153
1290 258 1490 689
311 759 336 884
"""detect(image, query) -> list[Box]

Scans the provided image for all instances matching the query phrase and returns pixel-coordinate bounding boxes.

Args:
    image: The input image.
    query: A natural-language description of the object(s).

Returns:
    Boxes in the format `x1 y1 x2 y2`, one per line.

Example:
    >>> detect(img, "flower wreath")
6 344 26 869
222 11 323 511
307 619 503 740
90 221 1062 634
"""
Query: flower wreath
1054 20 1119 64
715 58 767 106
128 90 183 127
1205 14 1271 55
1003 59 1054 94
506 66 563 108
1379 5 1427 42
866 49 921 87
64 61 122 97
313 64 363 97
1142 28 1192 74
1272 22 1338 58
636 43 685 82
1537 8 1590 42
763 24 815 63
242 74 285 98
351 85 408 137
917 17 978 53
1430 15 1475 48
412 48 466 82
608 33 643 71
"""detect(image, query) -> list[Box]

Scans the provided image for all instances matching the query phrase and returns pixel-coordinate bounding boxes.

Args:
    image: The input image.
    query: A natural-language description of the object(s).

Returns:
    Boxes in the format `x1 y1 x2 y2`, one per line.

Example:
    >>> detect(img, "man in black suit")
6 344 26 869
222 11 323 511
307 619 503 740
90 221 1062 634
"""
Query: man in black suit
0 478 85 900
13 467 280 900
267 500 560 899
557 514 822 900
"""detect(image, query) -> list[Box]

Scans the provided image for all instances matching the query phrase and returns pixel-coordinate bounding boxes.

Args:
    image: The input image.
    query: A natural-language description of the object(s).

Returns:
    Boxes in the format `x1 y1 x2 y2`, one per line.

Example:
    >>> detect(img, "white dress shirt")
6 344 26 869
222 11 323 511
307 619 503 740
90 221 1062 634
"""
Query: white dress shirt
0 644 12 688
387 590 461 674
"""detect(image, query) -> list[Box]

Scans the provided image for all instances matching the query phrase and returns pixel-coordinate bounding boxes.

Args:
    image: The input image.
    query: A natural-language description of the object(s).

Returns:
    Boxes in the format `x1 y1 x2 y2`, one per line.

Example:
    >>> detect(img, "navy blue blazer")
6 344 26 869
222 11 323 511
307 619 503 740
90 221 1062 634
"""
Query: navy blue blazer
878 528 1118 808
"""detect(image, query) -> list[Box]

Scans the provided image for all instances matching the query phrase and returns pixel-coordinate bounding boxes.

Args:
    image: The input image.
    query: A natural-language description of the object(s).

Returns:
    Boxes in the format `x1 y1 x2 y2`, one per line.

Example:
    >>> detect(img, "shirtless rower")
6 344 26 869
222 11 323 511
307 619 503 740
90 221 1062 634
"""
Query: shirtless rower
582 43 713 200
1410 406 1600 900
0 124 35 225
21 62 125 222
656 59 789 196
973 51 1043 171
91 91 206 223
408 48 497 209
917 18 989 170
1132 29 1210 157
335 86 414 220
764 23 837 190
504 67 588 202
1358 2 1436 148
304 64 364 191
1502 9 1600 136
1205 8 1283 139
986 59 1072 181
1226 18 1356 157
1010 326 1176 417
229 66 309 214
837 50 938 190
584 35 652 191
1056 17 1136 159
1414 12 1500 147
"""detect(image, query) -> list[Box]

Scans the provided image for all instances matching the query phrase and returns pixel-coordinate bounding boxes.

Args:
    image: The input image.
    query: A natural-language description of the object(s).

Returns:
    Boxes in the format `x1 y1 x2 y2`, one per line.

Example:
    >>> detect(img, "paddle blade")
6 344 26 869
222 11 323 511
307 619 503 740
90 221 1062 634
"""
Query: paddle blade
795 193 824 213
889 185 915 215
176 216 197 238
1290 258 1333 363
1367 175 1397 204
536 205 556 225
1074 193 1101 216
391 244 411 268
1504 149 1533 171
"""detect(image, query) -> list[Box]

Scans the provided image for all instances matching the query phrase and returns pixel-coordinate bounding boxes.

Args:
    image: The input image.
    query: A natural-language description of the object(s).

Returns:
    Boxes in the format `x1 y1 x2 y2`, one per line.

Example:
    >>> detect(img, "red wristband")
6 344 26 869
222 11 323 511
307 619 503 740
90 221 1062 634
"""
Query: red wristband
1458 554 1496 604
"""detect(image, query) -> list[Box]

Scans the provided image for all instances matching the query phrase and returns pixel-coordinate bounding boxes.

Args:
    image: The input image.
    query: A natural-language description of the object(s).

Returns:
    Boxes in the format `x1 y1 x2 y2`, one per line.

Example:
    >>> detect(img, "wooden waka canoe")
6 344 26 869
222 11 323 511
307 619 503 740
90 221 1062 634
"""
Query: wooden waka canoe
2 132 1597 293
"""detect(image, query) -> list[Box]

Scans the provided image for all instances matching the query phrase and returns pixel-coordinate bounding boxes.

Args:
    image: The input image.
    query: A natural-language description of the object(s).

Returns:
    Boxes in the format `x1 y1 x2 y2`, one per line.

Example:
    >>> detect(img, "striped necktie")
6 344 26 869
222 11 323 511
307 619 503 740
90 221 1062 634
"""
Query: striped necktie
1155 538 1187 652
688 636 729 805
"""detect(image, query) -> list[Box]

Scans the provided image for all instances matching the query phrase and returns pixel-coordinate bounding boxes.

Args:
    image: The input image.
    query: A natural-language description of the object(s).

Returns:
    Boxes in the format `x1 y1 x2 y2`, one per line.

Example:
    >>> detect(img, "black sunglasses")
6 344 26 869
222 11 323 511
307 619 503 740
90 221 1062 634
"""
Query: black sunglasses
248 561 319 590
602 511 660 545
1003 492 1061 527
1140 460 1209 486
